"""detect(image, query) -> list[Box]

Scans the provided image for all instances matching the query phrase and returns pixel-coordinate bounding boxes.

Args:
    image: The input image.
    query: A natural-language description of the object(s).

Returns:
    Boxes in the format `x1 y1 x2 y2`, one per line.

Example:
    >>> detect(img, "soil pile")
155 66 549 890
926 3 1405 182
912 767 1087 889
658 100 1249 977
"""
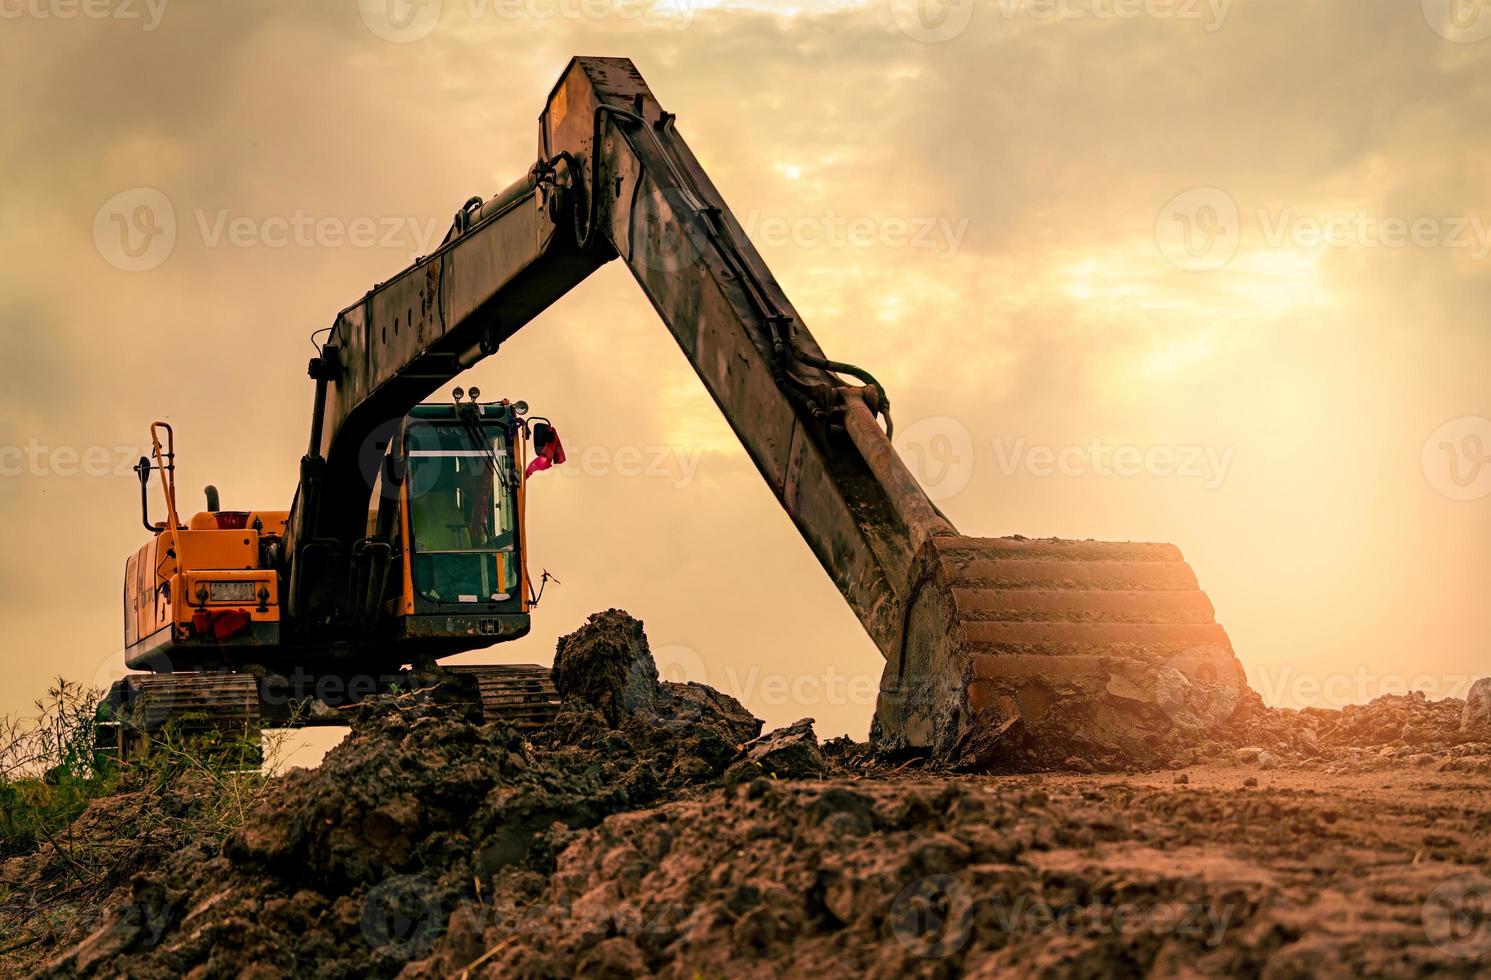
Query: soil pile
1206 690 1491 776
403 770 1491 979
1090 686 1491 776
13 611 1490 977
0 778 232 972
32 611 766 978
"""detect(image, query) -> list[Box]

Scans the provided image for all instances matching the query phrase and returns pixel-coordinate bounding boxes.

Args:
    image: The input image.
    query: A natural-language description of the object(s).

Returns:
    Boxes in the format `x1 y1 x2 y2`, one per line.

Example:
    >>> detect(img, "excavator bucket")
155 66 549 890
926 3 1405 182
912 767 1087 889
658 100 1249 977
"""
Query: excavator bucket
873 535 1249 769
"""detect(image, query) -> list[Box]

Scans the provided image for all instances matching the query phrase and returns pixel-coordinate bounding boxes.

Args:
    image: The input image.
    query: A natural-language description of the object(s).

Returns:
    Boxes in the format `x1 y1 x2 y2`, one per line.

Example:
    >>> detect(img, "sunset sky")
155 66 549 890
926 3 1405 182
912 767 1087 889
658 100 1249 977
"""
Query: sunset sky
1 0 1487 740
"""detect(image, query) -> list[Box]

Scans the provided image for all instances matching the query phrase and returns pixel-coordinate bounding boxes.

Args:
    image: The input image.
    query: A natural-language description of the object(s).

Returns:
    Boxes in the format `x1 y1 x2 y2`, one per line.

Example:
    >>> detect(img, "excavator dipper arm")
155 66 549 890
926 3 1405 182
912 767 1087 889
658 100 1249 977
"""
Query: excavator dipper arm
287 57 1248 767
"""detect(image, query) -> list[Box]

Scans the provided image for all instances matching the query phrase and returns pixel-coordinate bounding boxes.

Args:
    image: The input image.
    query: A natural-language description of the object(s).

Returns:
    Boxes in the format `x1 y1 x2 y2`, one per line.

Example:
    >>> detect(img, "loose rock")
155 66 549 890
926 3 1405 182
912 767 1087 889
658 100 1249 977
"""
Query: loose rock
744 718 826 779
551 609 659 725
1463 677 1491 732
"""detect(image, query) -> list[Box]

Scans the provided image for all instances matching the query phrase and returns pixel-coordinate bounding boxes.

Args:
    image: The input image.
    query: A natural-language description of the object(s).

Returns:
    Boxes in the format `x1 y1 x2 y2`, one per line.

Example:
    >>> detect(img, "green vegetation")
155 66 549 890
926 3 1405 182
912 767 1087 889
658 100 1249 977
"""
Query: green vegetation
0 678 284 969
0 678 279 858
0 680 116 860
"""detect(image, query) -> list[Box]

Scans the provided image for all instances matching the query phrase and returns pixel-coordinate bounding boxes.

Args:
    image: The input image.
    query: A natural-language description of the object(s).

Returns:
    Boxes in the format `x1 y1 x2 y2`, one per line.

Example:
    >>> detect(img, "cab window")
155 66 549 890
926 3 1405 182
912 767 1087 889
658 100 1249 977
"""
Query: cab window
405 423 519 604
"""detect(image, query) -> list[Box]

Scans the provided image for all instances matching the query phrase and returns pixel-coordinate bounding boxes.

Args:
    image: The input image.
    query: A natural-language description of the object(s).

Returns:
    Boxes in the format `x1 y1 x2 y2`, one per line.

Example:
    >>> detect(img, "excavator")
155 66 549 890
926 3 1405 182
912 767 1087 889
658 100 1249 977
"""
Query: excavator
100 57 1248 767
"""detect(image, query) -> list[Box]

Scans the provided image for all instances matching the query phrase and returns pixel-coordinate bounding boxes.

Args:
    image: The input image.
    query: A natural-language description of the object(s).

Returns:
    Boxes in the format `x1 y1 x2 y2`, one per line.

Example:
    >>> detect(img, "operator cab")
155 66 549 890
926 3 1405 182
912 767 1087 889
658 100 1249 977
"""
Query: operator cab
362 389 548 649
392 394 524 611
122 390 560 671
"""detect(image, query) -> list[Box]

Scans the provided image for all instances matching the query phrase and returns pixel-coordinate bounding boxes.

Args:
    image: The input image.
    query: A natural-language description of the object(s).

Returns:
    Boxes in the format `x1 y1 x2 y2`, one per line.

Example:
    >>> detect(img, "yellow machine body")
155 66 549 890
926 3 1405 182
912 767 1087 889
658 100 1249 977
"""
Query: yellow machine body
123 401 536 674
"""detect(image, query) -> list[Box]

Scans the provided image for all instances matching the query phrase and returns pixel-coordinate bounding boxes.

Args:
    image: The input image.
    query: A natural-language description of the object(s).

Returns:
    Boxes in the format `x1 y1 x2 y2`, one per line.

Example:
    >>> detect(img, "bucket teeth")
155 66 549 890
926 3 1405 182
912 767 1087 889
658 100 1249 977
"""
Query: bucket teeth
874 536 1249 769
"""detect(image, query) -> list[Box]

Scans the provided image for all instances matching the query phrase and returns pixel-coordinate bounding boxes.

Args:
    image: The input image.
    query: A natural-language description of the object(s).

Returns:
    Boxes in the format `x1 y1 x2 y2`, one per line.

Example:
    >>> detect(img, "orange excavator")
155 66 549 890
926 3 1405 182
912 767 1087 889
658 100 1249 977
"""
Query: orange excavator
101 57 1248 767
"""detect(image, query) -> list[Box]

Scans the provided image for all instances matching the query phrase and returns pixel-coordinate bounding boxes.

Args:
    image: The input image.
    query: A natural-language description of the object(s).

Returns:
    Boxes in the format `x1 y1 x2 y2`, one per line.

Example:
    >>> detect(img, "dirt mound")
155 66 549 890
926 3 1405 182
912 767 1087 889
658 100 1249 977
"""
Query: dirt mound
35 612 770 978
0 765 280 977
550 610 661 725
1081 685 1491 776
399 772 1491 978
1 786 196 969
19 612 1490 977
1199 690 1491 776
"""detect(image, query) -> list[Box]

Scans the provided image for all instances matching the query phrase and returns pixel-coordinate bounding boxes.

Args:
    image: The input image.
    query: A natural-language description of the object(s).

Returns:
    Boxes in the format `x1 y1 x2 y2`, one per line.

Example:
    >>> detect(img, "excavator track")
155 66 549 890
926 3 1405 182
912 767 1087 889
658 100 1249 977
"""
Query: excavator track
877 535 1248 768
447 664 562 730
97 672 262 763
99 664 560 762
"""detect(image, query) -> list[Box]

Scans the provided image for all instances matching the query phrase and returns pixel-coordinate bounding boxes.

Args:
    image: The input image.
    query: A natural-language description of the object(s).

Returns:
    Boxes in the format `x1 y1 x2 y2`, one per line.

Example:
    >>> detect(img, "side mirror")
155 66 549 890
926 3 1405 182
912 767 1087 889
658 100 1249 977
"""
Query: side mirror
135 457 157 532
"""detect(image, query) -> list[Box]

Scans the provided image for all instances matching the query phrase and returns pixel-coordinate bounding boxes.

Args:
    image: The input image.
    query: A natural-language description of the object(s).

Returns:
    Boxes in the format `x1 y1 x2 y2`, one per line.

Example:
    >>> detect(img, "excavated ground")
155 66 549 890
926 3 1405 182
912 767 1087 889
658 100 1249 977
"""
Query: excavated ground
5 611 1489 978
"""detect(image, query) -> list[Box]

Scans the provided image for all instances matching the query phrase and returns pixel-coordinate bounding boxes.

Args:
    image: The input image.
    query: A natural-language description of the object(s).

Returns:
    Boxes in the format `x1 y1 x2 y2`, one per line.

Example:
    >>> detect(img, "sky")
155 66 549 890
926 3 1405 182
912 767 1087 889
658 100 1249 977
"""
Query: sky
0 0 1488 741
